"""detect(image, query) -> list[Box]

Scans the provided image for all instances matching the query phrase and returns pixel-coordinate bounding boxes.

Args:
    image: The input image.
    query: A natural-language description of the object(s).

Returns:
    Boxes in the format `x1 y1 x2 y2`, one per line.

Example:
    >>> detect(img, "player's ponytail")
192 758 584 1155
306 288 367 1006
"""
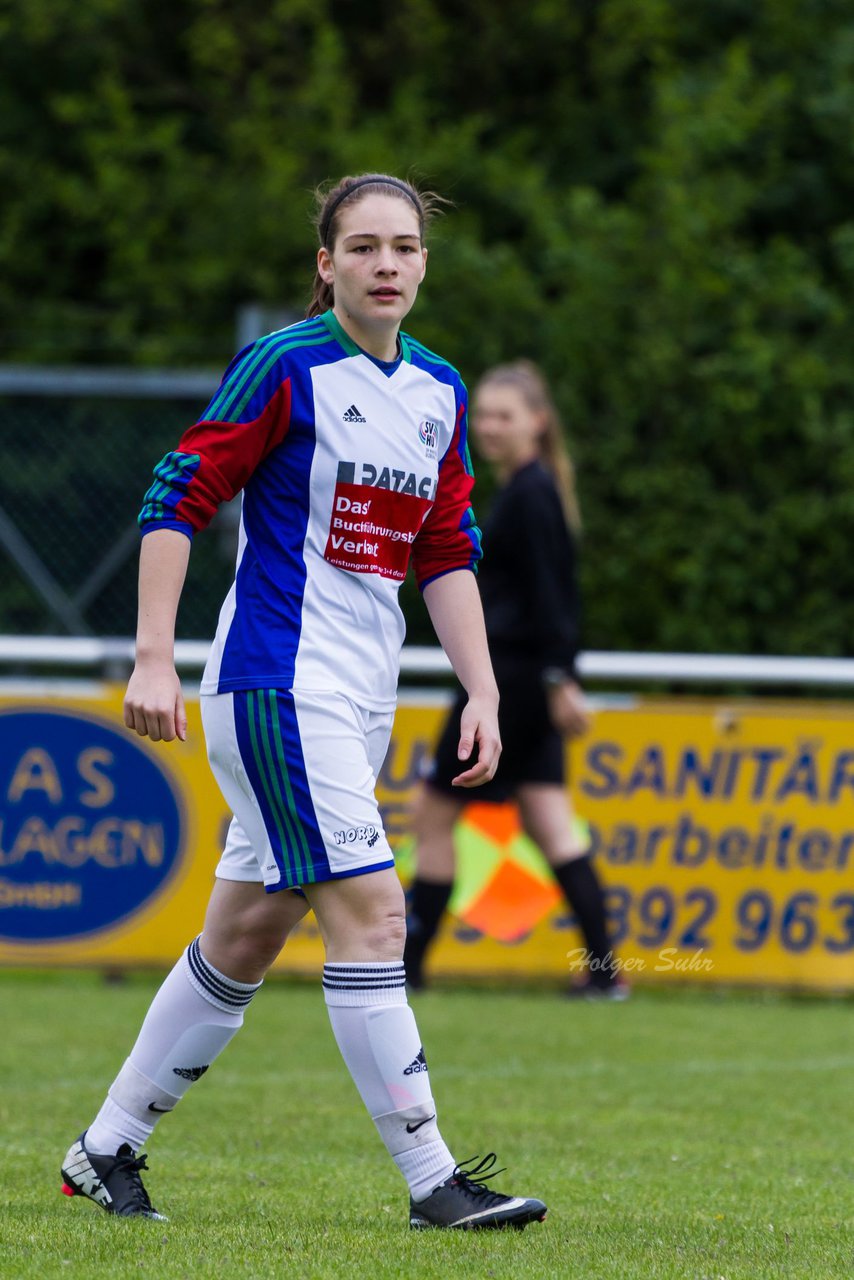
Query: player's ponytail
307 274 334 320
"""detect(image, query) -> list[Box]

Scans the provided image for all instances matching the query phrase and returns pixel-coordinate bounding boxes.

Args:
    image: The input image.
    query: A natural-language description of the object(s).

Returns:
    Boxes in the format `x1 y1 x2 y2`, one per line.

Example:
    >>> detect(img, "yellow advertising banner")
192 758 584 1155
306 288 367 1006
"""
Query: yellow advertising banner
0 685 852 991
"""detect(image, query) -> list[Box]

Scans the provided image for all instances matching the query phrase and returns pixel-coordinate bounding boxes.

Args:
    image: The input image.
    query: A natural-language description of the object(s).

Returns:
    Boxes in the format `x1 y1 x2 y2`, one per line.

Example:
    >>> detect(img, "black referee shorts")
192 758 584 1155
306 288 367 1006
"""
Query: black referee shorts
424 663 566 803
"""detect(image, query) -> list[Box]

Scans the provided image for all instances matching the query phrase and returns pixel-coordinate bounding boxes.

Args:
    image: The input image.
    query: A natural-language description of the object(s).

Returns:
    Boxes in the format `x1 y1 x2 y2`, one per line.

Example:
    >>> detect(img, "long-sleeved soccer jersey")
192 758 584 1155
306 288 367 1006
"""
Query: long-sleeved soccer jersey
138 311 482 710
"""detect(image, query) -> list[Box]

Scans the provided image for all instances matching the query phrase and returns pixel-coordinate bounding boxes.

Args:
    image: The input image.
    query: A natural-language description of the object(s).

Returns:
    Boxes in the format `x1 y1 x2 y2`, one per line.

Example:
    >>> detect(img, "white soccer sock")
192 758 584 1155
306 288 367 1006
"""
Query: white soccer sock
323 961 455 1201
85 936 262 1155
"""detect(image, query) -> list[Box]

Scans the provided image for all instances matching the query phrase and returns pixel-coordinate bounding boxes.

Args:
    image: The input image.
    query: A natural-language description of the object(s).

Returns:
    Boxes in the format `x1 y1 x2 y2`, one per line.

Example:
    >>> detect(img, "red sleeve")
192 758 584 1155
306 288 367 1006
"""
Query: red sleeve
138 379 291 536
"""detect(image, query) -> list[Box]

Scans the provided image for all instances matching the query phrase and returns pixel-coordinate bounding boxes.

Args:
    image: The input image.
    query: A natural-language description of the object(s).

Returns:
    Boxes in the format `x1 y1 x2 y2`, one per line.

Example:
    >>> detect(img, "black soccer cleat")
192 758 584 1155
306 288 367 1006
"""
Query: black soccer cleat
61 1132 167 1219
409 1153 547 1230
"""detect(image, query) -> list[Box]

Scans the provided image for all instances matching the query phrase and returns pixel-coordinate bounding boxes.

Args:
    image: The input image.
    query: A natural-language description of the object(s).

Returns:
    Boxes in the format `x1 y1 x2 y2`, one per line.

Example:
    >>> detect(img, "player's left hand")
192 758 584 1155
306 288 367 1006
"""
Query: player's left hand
452 694 501 787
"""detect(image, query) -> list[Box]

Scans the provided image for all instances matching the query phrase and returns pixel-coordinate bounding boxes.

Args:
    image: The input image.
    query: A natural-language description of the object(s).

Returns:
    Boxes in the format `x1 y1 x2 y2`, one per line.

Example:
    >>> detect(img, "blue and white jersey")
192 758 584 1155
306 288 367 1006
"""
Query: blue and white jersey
139 311 482 710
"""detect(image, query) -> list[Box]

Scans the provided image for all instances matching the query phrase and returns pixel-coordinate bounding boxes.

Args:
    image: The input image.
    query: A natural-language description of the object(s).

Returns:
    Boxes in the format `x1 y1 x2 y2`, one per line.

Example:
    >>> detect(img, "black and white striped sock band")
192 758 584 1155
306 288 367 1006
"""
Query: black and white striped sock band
322 961 408 1007
184 936 262 1014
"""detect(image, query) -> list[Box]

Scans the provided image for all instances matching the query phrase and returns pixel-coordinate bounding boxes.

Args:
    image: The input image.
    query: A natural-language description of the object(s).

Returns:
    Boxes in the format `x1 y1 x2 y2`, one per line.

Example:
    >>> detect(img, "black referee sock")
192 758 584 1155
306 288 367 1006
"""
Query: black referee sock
403 878 453 986
552 854 616 988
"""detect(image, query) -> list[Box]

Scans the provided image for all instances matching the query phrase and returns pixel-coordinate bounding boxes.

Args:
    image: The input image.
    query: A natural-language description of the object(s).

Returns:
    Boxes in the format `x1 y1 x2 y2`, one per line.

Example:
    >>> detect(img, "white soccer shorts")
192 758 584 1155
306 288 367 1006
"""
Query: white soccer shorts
201 689 396 891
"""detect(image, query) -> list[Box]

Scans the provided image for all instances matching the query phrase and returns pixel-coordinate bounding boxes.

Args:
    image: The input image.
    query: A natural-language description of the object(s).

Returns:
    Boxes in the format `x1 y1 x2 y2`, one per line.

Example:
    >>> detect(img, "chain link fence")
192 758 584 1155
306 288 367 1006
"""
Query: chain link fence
0 360 435 651
5 367 854 697
0 366 240 640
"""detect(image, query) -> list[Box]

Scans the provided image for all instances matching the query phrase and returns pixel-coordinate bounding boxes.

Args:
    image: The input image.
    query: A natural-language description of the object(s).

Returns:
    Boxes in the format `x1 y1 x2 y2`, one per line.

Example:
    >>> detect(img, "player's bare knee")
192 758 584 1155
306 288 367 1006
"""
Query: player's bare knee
254 933 286 971
363 906 407 959
202 898 294 978
386 907 408 954
200 928 278 982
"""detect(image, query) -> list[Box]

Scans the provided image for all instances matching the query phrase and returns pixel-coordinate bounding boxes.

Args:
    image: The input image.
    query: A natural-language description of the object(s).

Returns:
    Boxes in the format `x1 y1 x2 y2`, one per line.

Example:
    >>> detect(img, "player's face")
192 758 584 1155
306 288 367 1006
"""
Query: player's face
471 385 545 474
317 194 427 356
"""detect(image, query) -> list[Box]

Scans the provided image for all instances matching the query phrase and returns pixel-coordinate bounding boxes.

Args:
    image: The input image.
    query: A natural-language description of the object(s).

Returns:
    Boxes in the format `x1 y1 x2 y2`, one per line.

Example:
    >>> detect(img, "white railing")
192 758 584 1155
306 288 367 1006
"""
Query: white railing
1 635 854 686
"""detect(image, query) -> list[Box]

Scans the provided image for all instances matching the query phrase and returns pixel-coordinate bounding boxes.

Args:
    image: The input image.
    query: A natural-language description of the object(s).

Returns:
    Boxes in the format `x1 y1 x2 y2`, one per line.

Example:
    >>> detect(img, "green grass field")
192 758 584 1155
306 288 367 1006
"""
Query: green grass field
0 970 851 1279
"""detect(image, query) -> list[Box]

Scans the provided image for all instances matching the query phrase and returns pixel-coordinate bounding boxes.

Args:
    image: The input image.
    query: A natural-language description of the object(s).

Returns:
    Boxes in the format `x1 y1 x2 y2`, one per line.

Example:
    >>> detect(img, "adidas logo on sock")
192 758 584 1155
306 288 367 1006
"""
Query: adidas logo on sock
403 1046 429 1076
172 1064 210 1082
343 404 366 423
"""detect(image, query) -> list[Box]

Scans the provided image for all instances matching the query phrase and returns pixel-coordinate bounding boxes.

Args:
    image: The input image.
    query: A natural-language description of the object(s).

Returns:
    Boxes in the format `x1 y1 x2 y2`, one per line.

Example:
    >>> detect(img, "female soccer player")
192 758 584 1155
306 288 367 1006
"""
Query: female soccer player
403 360 627 998
60 175 546 1231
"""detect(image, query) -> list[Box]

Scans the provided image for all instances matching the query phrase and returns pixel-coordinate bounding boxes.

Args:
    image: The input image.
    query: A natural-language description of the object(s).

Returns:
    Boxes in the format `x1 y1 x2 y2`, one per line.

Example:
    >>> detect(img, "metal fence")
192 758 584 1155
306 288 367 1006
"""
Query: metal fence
0 365 237 639
2 635 854 693
5 366 854 696
0 360 436 647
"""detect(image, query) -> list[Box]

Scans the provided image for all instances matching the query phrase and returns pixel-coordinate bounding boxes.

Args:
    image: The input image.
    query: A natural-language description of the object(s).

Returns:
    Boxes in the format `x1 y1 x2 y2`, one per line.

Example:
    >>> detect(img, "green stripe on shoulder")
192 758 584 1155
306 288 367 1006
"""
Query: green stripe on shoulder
209 321 333 422
403 335 461 378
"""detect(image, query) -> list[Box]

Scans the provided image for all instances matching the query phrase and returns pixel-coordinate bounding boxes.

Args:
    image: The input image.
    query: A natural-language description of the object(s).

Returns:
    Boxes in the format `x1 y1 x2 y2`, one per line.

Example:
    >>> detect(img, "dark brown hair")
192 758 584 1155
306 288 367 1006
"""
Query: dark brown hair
474 360 582 534
306 173 445 318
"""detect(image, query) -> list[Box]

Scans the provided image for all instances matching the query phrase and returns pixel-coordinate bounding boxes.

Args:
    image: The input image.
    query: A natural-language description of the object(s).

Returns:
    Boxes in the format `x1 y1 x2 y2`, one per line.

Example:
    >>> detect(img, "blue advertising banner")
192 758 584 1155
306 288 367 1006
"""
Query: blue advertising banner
0 706 187 942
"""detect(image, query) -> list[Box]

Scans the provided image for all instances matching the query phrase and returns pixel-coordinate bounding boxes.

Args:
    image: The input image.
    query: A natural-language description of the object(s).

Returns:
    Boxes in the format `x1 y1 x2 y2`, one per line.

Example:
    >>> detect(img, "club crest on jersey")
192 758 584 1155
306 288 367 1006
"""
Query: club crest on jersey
418 419 439 459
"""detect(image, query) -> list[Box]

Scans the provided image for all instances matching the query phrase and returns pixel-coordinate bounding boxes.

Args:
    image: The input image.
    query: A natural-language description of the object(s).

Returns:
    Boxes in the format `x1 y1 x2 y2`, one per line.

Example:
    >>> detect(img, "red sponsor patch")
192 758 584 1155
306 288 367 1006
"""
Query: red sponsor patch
324 483 431 580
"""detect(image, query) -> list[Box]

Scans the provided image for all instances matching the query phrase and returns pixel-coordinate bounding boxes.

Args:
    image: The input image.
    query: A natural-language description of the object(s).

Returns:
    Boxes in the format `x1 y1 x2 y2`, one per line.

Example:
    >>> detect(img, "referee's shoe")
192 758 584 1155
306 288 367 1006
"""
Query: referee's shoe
409 1153 547 1230
61 1132 167 1219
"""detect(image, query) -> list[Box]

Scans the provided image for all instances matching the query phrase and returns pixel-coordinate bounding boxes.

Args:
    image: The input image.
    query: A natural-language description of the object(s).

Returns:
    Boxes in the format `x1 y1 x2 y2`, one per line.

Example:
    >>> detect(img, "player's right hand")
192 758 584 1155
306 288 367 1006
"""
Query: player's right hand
123 662 187 742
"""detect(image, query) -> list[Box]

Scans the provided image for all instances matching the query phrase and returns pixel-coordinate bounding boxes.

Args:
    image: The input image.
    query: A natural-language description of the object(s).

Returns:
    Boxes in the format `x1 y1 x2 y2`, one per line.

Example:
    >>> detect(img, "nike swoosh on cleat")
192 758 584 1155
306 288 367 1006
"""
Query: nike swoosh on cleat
406 1114 436 1134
